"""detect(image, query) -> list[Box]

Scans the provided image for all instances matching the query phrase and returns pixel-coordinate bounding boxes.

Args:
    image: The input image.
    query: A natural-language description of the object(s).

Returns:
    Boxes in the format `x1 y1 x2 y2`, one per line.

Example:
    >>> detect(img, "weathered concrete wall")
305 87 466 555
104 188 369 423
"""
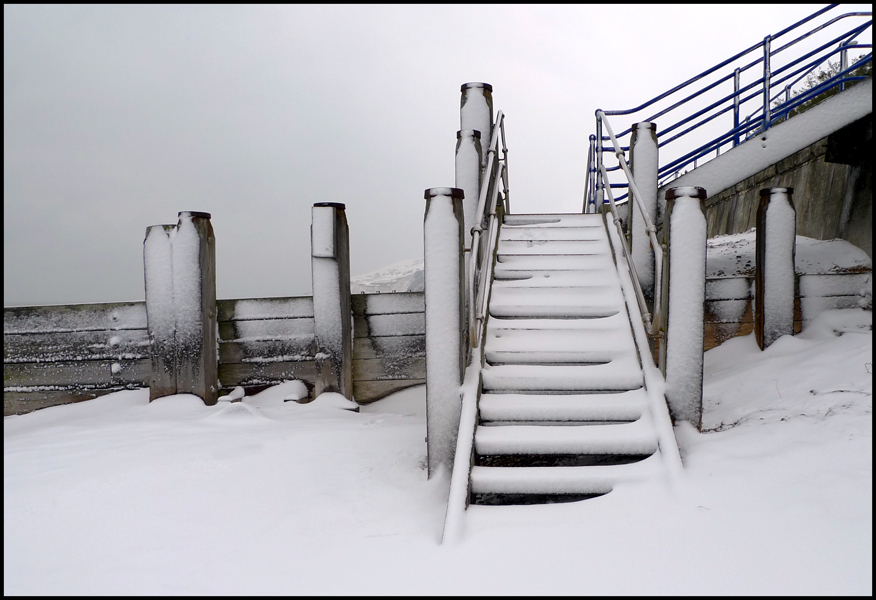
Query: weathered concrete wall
703 114 872 257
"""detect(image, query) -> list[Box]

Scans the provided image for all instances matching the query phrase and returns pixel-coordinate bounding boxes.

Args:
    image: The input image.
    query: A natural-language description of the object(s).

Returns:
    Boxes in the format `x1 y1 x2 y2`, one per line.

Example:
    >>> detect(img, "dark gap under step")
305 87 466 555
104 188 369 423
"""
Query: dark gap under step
472 491 608 506
476 453 654 467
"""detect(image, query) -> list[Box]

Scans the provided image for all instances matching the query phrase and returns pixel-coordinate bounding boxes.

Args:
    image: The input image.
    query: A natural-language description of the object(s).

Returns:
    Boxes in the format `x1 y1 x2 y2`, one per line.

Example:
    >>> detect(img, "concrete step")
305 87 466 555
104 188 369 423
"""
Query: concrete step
478 388 649 423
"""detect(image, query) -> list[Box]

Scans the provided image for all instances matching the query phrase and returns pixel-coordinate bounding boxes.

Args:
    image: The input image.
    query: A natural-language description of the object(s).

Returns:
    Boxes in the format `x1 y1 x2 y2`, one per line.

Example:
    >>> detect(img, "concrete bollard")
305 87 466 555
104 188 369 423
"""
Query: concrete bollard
423 187 466 478
144 224 177 402
144 211 218 405
660 187 707 431
455 129 483 252
311 202 353 399
755 187 797 350
460 83 493 170
629 122 659 304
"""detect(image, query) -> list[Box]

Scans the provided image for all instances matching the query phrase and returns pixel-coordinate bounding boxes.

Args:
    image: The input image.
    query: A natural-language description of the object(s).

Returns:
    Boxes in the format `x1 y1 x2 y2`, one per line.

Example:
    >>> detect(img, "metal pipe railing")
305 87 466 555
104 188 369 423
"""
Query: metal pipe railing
592 6 871 199
597 111 663 337
468 111 508 348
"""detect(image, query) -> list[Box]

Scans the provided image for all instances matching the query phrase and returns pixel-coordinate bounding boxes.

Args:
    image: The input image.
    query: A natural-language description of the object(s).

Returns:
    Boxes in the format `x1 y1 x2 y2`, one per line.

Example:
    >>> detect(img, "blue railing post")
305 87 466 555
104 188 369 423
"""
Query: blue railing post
762 35 772 132
588 134 597 213
595 114 605 211
733 67 741 147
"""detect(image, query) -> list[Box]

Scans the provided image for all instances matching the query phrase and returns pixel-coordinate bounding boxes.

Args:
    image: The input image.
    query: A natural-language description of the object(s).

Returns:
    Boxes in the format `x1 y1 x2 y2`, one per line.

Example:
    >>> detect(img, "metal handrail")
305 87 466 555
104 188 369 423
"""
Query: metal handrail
585 5 872 213
596 112 663 337
468 111 508 348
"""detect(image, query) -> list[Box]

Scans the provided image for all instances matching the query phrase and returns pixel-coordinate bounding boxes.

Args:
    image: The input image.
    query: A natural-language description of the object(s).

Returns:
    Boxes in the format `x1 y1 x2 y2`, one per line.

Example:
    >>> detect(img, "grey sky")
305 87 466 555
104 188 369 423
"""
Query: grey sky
4 4 870 306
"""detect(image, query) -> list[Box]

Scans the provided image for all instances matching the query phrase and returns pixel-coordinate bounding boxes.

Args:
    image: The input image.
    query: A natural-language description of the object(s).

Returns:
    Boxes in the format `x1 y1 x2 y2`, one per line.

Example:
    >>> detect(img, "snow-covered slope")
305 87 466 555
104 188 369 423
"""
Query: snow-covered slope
351 258 424 294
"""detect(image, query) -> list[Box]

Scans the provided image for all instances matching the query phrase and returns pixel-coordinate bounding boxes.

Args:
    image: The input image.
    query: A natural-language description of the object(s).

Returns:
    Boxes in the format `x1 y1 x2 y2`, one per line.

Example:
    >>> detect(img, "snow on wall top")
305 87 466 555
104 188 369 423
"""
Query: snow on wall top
660 78 872 202
707 229 872 278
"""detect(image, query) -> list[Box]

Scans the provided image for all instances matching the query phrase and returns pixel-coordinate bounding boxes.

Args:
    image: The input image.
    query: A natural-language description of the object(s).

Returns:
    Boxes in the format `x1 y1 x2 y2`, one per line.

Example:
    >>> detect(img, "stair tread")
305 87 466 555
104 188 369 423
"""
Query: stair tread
503 213 604 228
479 389 648 422
492 269 618 288
489 286 625 319
499 226 607 242
470 453 663 494
483 355 644 392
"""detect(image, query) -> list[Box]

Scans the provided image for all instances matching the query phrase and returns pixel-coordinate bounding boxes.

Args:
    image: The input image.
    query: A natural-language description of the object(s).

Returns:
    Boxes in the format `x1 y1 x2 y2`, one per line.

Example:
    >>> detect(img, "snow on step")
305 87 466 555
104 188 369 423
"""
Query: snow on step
470 453 663 495
499 226 605 242
492 269 617 288
498 240 607 255
479 388 648 422
489 286 624 318
487 311 633 332
482 354 644 391
475 413 658 455
496 254 615 272
485 328 635 364
504 214 604 228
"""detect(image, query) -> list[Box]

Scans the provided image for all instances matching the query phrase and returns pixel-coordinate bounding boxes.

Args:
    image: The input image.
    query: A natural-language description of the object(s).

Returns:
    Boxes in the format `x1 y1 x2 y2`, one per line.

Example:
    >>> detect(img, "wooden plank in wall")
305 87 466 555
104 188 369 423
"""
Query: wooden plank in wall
219 338 315 364
4 388 129 417
351 292 425 316
352 356 426 382
4 302 147 333
353 379 425 405
217 296 314 322
218 360 318 389
4 329 150 364
354 313 425 339
4 358 152 389
218 318 315 343
353 335 425 360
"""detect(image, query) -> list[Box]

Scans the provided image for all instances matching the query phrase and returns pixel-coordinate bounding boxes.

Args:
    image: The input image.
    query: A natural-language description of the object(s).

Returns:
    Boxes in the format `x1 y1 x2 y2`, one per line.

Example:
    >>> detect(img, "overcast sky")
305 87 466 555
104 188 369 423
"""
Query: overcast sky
4 4 871 306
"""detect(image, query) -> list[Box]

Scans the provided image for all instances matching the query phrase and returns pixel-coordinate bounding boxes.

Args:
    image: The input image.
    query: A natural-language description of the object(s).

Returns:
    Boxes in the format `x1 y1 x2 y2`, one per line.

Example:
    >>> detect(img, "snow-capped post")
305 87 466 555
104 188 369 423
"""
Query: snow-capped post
660 187 707 431
172 211 219 405
423 187 466 478
455 129 483 253
144 212 219 405
629 122 659 304
755 187 796 350
144 224 177 402
460 83 493 172
311 202 353 399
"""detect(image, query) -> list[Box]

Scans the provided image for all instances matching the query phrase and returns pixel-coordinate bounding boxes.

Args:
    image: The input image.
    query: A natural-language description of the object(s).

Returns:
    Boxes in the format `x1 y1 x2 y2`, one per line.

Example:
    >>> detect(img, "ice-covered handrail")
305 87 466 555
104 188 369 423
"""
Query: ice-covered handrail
468 110 509 348
596 112 663 337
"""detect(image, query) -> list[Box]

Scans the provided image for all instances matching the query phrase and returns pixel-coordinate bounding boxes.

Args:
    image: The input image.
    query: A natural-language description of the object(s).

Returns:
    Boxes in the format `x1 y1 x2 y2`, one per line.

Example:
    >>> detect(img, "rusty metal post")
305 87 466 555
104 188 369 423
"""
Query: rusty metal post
755 187 797 350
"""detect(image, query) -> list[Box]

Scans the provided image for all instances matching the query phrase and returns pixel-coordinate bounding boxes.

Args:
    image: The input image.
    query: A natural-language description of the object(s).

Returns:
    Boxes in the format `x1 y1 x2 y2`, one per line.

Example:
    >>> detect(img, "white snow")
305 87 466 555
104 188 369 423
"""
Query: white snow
170 213 203 342
350 258 424 294
630 122 658 295
5 305 870 594
455 130 482 250
762 190 797 345
423 193 464 473
143 224 175 340
665 191 707 425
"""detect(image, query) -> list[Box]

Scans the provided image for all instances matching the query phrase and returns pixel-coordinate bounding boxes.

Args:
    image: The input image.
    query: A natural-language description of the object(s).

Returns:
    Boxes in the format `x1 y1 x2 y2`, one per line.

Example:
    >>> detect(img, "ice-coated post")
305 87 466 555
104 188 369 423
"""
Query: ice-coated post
144 224 177 402
629 122 659 304
172 212 218 405
660 187 707 431
460 83 493 170
455 129 483 252
755 187 796 350
423 187 466 478
143 212 218 405
311 202 353 399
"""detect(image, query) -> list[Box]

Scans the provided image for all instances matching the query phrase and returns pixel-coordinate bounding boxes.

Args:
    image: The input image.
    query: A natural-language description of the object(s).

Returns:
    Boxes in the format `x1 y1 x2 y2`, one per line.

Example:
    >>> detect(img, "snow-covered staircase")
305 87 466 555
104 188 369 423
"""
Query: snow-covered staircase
470 212 665 505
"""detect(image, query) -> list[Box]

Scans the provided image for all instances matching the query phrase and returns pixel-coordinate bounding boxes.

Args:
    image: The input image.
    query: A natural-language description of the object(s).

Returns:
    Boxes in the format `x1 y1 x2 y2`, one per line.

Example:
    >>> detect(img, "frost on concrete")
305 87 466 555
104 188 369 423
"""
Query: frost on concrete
631 122 658 297
762 192 797 346
143 225 175 344
455 131 482 250
312 258 342 356
424 195 463 474
666 193 707 427
170 213 203 346
460 86 491 167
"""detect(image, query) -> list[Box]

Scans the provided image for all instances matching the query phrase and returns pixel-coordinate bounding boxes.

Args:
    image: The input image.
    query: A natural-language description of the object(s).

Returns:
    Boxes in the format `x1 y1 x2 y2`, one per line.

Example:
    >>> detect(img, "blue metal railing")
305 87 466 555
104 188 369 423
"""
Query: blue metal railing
584 4 871 212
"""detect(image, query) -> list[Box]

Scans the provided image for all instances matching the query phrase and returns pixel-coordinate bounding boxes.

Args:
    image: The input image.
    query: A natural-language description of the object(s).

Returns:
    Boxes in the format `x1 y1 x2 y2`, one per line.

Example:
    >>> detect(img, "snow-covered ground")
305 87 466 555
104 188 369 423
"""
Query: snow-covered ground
4 305 871 594
351 258 424 294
